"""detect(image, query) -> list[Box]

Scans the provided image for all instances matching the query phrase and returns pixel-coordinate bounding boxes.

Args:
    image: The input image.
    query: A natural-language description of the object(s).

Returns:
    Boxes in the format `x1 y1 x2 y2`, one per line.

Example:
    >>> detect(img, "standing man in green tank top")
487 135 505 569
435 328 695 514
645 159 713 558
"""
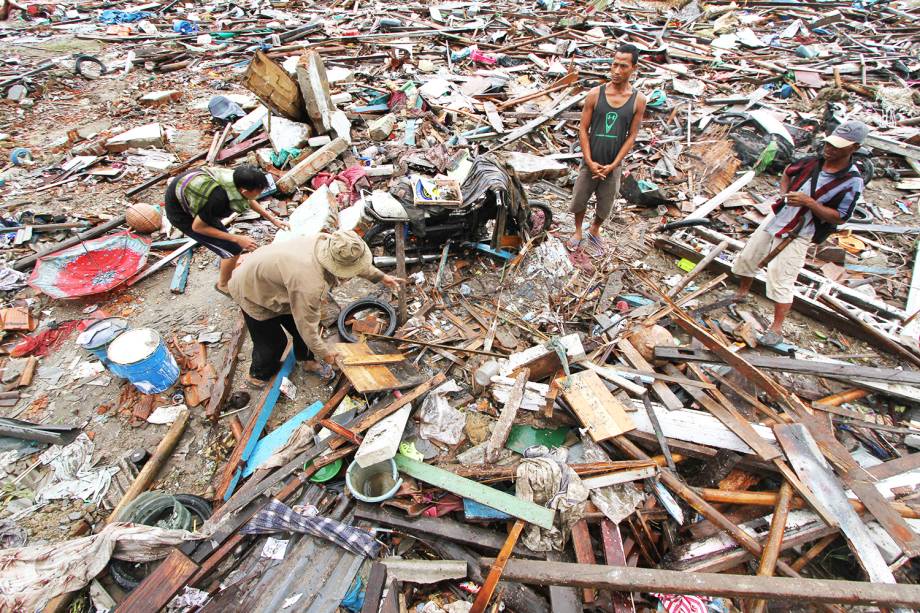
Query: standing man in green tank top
568 44 646 253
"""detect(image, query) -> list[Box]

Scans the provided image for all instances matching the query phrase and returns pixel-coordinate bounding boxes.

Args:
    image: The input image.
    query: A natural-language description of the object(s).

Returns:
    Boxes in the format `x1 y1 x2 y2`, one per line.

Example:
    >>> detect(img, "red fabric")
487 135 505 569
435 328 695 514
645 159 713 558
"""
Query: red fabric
652 593 710 613
309 166 369 206
11 320 84 357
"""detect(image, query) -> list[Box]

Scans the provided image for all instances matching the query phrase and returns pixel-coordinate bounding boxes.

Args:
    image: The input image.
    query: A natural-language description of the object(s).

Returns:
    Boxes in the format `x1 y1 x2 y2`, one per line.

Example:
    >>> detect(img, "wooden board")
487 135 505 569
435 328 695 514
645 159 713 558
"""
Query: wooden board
242 50 305 121
773 423 896 584
335 342 401 393
560 371 635 441
114 549 198 613
394 454 555 529
570 519 597 603
617 339 683 410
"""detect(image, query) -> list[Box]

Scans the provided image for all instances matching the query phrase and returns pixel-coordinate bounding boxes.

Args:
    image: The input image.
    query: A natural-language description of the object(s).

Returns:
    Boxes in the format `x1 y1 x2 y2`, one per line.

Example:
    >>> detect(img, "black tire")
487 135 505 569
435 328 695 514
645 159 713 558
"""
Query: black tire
363 223 395 249
74 55 107 79
337 298 397 343
109 495 212 592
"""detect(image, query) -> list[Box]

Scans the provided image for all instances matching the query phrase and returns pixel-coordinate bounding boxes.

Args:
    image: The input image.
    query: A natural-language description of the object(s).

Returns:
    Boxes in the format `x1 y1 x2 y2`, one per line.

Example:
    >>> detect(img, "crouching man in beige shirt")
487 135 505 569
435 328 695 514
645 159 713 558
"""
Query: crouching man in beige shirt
229 230 403 387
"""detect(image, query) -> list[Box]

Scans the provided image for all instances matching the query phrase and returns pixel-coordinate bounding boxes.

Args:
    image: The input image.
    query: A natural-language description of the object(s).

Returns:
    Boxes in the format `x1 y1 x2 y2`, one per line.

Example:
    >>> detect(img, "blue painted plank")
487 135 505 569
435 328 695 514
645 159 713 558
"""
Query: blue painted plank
463 498 512 521
243 400 324 477
223 350 297 500
463 242 513 260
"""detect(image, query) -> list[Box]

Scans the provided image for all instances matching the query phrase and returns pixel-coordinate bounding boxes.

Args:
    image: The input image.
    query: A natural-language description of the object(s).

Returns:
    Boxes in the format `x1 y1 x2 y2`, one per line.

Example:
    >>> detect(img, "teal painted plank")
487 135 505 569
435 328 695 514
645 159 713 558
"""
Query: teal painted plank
393 454 555 529
223 350 297 500
243 400 324 477
170 249 193 294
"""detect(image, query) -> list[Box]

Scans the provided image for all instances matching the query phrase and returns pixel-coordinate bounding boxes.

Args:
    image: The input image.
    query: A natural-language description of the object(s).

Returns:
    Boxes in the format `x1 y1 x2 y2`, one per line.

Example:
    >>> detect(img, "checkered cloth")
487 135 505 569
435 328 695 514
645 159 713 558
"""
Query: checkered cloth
241 499 382 558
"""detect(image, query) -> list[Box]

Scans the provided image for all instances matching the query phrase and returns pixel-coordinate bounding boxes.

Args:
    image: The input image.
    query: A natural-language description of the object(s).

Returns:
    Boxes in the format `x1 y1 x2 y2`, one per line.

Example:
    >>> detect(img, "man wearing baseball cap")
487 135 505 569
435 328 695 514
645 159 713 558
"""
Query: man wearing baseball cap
731 120 868 345
229 230 403 387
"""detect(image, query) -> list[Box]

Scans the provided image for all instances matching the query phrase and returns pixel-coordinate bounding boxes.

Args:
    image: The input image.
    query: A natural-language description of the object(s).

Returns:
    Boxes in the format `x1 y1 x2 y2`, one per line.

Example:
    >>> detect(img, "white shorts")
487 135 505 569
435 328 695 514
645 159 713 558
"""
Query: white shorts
731 227 810 304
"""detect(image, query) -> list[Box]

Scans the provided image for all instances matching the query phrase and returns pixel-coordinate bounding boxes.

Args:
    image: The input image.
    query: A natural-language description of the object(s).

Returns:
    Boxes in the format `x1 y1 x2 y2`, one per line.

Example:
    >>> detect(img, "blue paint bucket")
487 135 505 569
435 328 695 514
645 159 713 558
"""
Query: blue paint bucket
106 328 179 394
75 317 129 368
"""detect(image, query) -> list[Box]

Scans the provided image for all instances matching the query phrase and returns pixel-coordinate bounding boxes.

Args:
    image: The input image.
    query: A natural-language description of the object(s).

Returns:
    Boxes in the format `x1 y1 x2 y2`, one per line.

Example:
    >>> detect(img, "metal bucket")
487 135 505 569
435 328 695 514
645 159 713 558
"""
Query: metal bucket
75 317 129 368
106 328 179 394
345 458 402 503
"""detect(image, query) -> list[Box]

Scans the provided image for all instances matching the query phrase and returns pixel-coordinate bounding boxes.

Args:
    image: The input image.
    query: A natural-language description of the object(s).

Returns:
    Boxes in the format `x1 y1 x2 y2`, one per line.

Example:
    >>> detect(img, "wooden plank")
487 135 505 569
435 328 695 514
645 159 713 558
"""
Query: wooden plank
617 339 683 410
393 454 555 529
601 520 635 613
394 221 407 325
169 248 193 294
486 369 528 462
335 342 401 392
571 519 597 603
560 370 635 441
479 559 920 607
654 345 920 386
354 504 539 557
664 364 780 461
108 410 189 522
773 423 896 584
545 551 582 613
114 550 198 613
126 238 196 286
329 373 446 450
470 520 526 613
205 315 246 422
341 354 406 366
868 452 920 480
751 481 795 613
361 563 388 613
242 50 305 121
217 347 295 501
818 293 920 369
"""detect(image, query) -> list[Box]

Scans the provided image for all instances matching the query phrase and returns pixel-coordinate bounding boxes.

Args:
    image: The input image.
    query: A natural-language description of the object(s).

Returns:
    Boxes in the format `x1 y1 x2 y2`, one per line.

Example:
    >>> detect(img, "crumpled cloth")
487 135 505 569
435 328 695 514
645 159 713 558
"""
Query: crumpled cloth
311 165 369 206
36 433 118 504
581 438 645 524
0 523 205 612
460 155 526 213
242 499 382 558
98 9 153 23
514 447 589 552
0 267 28 292
419 379 464 445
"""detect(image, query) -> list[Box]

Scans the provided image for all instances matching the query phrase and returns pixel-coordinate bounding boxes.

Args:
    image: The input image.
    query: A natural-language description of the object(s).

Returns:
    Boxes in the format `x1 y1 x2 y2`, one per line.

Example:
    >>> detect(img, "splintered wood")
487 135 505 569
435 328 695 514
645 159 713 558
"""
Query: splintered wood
688 125 740 196
561 370 635 441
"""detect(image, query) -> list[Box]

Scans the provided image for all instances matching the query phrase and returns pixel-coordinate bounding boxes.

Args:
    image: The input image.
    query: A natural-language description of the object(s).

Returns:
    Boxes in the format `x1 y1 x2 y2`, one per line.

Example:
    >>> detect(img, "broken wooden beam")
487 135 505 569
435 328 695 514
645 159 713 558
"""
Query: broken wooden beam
478 559 920 607
470 520 526 613
205 316 246 422
654 346 920 386
486 368 528 462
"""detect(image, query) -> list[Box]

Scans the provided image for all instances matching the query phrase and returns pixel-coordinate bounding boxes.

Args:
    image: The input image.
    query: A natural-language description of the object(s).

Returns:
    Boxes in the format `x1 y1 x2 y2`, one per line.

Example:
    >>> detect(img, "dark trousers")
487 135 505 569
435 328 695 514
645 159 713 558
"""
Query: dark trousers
242 310 312 381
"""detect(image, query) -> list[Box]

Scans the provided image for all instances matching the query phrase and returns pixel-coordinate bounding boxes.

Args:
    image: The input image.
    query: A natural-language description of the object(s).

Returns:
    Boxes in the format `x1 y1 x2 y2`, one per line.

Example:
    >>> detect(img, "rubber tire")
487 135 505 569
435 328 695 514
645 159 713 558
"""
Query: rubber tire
337 298 397 343
363 223 394 248
74 55 107 79
109 495 212 592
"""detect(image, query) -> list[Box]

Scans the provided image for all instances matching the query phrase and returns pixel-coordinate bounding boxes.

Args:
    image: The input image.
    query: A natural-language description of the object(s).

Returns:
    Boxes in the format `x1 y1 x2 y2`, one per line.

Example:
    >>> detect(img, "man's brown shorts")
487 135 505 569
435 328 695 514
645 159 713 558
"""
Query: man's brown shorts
568 164 623 221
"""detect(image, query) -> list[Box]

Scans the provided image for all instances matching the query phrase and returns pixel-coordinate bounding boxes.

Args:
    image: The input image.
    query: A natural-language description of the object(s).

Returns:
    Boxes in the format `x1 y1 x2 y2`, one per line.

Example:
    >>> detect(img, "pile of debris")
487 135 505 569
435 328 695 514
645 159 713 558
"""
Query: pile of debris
1 0 919 610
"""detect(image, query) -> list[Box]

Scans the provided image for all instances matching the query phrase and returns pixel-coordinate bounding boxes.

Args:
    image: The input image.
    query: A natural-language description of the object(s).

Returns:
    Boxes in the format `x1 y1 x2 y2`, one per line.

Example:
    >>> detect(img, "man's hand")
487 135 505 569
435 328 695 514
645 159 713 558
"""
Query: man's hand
599 162 619 178
587 160 606 180
323 351 340 368
272 218 291 231
381 274 406 290
235 235 258 251
784 192 818 209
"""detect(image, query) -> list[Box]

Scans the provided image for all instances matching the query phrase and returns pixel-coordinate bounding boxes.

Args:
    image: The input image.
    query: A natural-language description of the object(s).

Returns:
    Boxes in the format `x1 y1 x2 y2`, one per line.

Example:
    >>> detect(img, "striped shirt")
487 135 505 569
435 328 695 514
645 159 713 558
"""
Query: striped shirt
764 161 863 241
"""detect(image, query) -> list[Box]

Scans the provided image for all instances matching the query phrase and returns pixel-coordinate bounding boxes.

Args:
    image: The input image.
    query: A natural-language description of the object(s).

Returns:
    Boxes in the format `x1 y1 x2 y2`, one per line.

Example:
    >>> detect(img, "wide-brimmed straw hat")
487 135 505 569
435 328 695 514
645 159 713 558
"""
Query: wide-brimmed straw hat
315 230 372 279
